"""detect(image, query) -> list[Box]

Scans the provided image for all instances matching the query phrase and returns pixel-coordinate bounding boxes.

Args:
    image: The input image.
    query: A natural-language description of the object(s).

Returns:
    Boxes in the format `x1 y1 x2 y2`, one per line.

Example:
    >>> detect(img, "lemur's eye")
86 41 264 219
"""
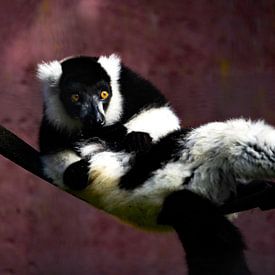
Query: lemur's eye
71 94 80 103
100 91 109 100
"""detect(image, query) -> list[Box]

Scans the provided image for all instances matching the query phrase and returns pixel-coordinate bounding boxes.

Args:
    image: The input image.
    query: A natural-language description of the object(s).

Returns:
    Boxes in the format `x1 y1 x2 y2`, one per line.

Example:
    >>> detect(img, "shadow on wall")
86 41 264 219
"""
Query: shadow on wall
0 1 275 274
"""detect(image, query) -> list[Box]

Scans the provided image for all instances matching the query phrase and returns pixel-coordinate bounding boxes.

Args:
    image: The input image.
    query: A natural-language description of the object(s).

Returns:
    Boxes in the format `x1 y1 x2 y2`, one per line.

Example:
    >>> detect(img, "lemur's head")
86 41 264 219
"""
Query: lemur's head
37 54 123 131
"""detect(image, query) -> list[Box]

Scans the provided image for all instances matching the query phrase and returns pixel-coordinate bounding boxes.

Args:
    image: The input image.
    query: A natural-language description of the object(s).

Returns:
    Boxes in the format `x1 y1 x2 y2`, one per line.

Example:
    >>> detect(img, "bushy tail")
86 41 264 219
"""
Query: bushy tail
186 118 275 181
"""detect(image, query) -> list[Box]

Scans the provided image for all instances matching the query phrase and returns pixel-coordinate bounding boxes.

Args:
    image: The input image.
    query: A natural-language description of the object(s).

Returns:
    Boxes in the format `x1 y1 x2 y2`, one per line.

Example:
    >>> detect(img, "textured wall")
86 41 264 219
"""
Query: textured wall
0 1 275 274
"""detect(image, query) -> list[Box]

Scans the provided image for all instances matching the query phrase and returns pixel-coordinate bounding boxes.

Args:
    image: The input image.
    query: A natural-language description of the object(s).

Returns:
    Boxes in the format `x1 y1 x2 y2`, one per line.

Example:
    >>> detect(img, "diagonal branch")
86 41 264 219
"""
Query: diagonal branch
0 125 51 183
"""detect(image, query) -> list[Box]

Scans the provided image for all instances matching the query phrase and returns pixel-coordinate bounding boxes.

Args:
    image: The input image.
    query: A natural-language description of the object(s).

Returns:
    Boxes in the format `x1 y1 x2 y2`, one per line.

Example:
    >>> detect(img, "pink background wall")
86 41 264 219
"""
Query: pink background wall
0 1 275 274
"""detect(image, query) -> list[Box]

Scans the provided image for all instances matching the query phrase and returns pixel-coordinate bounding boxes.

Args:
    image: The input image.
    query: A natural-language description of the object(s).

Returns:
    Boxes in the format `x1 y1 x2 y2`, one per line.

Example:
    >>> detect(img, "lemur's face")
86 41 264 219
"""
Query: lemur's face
59 57 112 129
59 74 112 128
38 54 123 130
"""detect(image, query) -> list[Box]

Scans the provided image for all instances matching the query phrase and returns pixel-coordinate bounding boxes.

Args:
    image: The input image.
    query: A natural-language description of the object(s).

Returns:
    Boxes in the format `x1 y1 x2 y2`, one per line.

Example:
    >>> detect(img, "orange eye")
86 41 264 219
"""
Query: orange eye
71 94 80 103
100 91 109 100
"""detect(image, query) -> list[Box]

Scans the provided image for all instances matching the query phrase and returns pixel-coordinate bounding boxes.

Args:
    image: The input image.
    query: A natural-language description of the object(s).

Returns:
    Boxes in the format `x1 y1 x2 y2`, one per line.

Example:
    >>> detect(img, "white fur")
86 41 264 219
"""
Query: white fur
125 106 181 142
37 60 82 132
43 88 82 131
183 119 275 203
97 101 105 116
186 118 275 178
98 54 124 125
41 150 81 188
88 151 132 185
37 61 62 87
80 142 105 159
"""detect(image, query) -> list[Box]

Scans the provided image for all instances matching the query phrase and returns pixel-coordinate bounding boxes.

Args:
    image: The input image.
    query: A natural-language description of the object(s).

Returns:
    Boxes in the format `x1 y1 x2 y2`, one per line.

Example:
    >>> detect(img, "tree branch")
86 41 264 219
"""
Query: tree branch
0 125 51 183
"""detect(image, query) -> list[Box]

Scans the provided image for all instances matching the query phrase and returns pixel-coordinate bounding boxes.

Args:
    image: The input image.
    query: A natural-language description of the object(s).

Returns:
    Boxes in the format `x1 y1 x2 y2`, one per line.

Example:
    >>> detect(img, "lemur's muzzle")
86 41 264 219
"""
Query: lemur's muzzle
81 104 105 129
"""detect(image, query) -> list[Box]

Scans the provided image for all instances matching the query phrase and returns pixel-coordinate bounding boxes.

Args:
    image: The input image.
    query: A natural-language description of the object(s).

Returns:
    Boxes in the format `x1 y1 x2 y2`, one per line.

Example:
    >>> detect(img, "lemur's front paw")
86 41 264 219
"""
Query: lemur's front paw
124 131 153 153
94 123 128 141
63 159 90 190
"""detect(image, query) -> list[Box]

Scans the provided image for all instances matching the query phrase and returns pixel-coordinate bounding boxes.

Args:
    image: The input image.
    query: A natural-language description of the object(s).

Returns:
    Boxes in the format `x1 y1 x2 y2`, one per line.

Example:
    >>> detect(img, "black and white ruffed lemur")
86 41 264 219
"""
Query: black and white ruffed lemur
37 54 275 275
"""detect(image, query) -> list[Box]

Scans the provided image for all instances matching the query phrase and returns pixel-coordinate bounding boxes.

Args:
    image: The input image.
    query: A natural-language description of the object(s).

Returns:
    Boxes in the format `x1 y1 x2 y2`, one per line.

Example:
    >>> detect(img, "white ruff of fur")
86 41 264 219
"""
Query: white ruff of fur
97 54 123 126
37 61 81 132
125 106 181 142
37 61 62 86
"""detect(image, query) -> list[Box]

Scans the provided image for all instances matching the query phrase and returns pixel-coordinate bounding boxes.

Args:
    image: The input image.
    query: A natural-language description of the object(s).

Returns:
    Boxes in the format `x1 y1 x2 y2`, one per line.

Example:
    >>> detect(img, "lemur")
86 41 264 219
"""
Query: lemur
37 54 275 275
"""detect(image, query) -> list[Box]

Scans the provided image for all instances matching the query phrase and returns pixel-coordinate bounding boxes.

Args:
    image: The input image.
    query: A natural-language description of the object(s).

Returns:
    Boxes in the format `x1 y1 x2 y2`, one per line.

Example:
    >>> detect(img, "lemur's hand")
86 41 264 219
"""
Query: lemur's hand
63 159 90 190
83 123 153 153
124 131 153 153
91 123 127 146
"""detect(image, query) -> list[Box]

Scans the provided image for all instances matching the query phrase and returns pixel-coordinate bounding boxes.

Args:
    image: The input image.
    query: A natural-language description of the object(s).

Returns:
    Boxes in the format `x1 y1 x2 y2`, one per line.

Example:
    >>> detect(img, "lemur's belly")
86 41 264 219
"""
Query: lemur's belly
74 188 172 231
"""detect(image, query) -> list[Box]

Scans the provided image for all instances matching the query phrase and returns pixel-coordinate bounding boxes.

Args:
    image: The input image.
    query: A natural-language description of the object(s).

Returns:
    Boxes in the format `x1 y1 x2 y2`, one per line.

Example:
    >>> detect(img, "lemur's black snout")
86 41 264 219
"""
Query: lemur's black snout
81 101 105 129
83 112 105 129
94 109 105 126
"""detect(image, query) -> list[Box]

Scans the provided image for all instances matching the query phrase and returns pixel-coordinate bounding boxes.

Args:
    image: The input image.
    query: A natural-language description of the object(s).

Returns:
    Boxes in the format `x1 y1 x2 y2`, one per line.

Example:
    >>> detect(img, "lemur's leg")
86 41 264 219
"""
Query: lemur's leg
158 190 251 275
42 144 100 190
63 141 106 190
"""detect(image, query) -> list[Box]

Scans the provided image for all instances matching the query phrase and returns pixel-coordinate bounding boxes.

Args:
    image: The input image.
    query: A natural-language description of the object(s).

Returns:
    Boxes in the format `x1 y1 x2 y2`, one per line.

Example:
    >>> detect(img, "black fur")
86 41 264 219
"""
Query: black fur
158 190 251 275
123 131 153 152
39 117 81 154
119 128 191 190
118 66 168 123
60 56 110 86
81 123 128 152
63 159 90 190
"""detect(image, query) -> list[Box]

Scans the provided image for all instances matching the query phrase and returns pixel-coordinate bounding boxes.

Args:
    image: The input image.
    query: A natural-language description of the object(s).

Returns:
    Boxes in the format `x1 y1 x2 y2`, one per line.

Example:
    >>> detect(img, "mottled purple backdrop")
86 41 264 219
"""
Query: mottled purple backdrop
0 1 275 274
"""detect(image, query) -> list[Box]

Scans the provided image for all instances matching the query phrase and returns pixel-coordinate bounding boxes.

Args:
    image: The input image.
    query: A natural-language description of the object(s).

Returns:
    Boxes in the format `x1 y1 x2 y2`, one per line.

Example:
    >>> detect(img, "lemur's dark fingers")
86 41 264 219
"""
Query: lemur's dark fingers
124 131 153 153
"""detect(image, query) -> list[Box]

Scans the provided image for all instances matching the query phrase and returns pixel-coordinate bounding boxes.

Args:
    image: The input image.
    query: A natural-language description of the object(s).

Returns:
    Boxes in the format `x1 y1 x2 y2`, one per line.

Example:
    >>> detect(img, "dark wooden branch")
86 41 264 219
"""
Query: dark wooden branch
0 125 51 183
221 180 275 214
0 124 275 214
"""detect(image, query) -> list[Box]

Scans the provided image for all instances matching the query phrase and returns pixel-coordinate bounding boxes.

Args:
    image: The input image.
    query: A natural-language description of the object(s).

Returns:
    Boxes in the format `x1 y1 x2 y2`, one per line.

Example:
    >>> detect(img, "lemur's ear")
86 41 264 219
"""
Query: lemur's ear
97 54 123 126
37 60 62 86
98 54 121 83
